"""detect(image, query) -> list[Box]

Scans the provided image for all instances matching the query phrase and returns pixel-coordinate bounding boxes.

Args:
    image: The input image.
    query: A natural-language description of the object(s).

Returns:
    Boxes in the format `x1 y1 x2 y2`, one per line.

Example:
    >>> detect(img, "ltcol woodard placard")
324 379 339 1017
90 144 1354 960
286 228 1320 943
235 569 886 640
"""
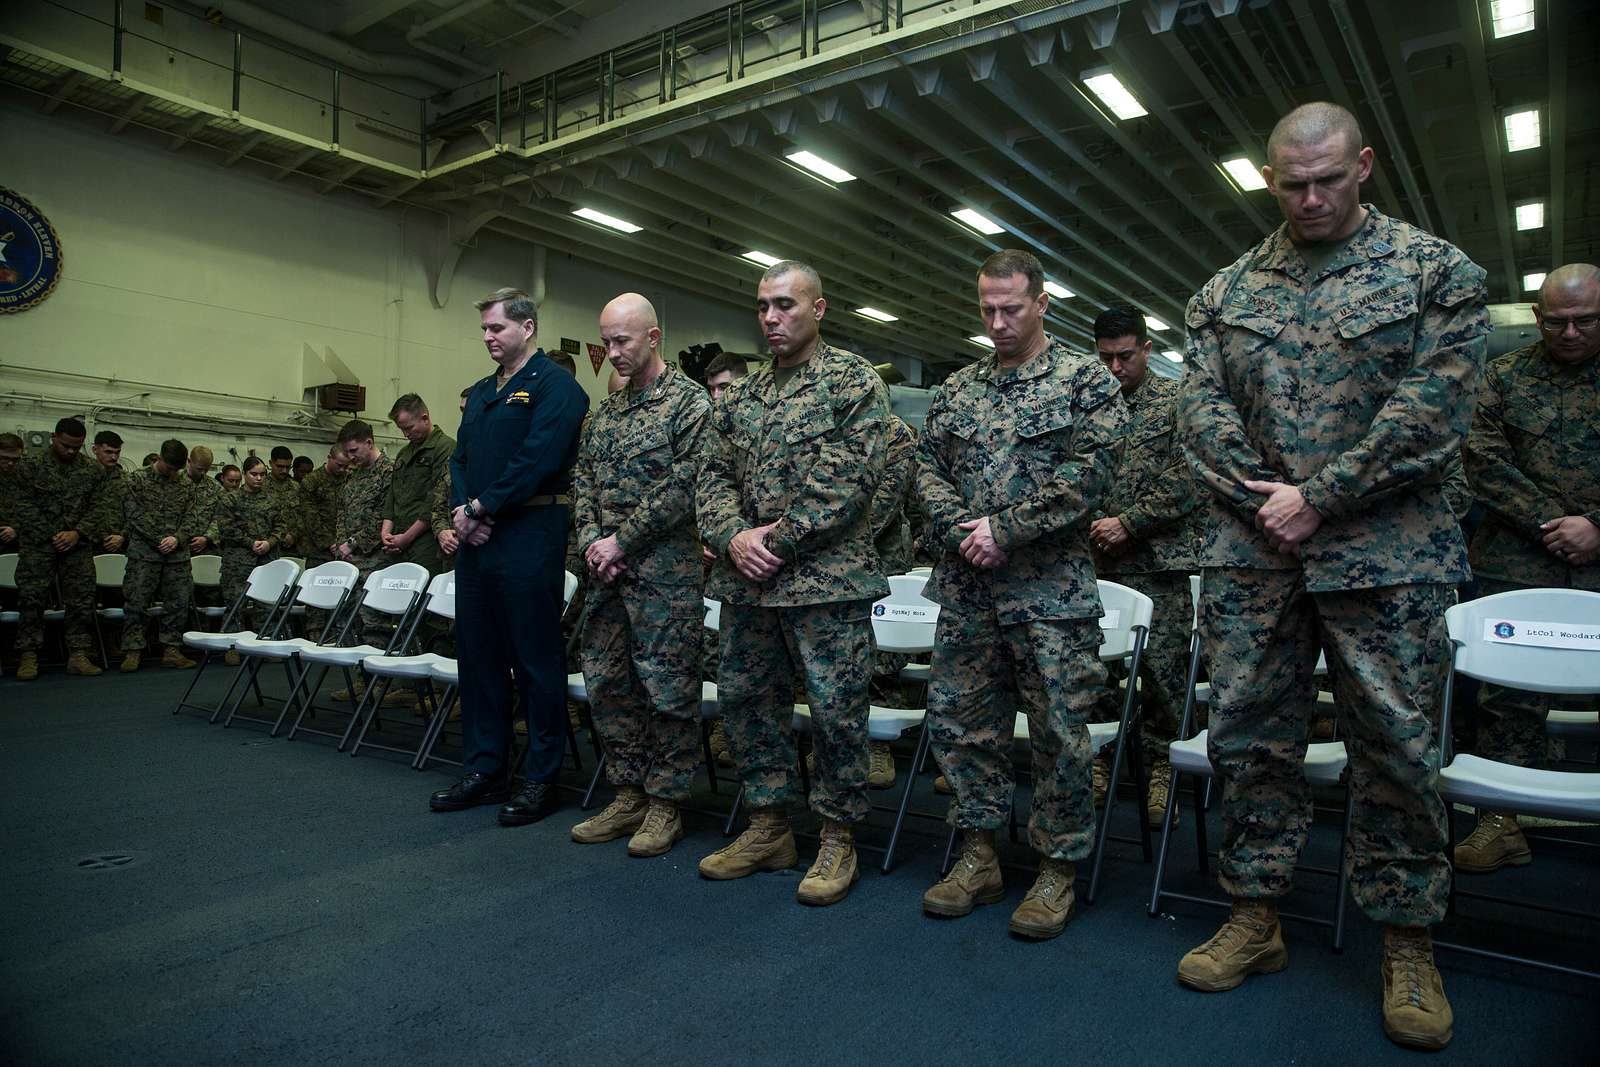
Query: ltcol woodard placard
0 187 63 314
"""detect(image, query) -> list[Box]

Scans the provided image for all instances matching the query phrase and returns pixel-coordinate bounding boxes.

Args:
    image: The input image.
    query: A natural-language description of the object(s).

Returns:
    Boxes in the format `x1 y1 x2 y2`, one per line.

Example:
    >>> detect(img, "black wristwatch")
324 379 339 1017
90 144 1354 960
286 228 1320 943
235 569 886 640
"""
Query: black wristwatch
463 500 479 520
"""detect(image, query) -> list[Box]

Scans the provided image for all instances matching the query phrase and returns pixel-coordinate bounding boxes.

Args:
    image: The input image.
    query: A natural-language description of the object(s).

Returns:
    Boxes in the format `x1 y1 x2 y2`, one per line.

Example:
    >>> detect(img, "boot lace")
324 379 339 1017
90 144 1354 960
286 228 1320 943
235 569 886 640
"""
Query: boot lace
1148 763 1172 808
1029 862 1069 901
1193 909 1269 961
1386 933 1433 1010
1461 812 1509 848
639 802 673 837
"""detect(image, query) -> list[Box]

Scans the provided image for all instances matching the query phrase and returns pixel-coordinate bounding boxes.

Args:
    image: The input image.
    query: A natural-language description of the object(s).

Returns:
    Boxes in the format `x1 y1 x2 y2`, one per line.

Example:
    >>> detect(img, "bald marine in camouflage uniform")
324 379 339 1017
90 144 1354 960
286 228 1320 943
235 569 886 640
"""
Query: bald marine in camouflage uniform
569 294 711 857
917 250 1127 939
696 260 889 906
118 439 199 671
13 417 106 680
1175 104 1487 1051
1088 305 1202 827
1455 262 1600 874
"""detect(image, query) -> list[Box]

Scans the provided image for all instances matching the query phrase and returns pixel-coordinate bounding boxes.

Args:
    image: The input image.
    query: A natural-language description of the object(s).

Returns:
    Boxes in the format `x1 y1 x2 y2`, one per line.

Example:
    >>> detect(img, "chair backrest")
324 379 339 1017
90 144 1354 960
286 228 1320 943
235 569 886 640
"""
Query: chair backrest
360 562 431 616
1097 580 1155 660
295 560 360 610
190 554 222 586
907 565 933 577
425 571 457 621
563 570 578 615
1189 573 1201 631
94 553 128 589
704 597 721 632
0 552 17 590
245 558 302 605
284 557 307 574
1446 588 1600 695
870 573 939 655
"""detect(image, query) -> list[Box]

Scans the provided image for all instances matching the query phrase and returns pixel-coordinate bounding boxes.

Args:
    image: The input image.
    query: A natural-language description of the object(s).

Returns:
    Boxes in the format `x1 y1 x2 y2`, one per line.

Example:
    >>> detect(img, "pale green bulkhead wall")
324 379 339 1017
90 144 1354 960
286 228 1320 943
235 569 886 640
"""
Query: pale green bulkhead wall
0 107 759 467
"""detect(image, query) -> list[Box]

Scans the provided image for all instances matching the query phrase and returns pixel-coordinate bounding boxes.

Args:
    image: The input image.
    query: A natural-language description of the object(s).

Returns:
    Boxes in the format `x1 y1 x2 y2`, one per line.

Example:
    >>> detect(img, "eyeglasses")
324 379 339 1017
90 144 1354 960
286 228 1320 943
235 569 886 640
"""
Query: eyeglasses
1539 314 1600 335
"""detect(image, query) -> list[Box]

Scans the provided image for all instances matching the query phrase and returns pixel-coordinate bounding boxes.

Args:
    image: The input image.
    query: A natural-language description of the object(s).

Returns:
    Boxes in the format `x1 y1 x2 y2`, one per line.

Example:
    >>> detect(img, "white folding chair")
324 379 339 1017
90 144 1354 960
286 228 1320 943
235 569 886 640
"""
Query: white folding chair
1433 587 1600 980
349 572 457 763
1148 574 1354 949
173 558 302 720
190 554 226 630
862 574 940 873
89 553 127 667
221 561 362 734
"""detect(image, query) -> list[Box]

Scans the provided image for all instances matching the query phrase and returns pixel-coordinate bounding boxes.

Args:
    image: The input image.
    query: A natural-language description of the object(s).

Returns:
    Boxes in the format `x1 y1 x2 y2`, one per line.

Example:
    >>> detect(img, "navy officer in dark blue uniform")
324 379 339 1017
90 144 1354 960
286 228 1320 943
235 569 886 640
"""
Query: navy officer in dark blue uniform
430 286 589 824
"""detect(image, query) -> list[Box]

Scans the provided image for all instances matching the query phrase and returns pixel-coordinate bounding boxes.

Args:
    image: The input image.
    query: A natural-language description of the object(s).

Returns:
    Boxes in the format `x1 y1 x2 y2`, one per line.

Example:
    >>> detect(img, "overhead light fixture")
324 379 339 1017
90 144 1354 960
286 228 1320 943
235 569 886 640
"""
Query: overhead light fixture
968 335 996 349
1145 315 1171 332
1081 70 1147 120
1220 156 1268 192
1523 271 1546 292
572 207 642 233
1489 0 1536 38
950 207 1004 235
1043 280 1075 299
741 250 782 267
1514 202 1545 231
785 150 856 183
1503 108 1541 152
854 307 899 323
1162 350 1184 364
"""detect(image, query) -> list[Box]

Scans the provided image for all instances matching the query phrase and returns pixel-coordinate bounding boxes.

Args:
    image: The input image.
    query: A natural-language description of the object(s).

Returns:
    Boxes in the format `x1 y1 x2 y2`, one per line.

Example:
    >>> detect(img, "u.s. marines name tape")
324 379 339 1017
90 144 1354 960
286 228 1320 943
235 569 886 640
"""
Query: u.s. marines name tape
1483 618 1600 651
0 188 63 314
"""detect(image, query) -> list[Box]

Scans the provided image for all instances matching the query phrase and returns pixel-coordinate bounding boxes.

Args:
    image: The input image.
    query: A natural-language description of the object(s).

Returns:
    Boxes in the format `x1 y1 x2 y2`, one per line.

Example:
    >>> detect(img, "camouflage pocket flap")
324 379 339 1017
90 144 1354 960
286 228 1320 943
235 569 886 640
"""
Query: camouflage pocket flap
1502 398 1556 437
1016 407 1073 439
628 423 671 452
1334 283 1418 340
783 413 834 444
940 409 981 441
1218 301 1288 339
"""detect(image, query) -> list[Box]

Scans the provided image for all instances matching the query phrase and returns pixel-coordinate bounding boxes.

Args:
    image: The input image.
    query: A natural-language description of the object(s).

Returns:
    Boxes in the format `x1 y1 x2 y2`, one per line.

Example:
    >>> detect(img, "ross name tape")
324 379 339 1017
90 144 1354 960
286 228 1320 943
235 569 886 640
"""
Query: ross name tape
1099 609 1121 629
1483 618 1600 651
312 575 344 587
381 578 419 591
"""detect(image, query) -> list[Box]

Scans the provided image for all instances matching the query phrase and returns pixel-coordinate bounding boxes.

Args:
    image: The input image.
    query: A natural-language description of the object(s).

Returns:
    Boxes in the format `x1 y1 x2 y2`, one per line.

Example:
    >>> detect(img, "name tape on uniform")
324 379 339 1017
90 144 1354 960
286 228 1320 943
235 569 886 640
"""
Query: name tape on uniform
1099 609 1121 630
312 575 344 587
1483 619 1600 651
381 578 419 591
872 603 937 622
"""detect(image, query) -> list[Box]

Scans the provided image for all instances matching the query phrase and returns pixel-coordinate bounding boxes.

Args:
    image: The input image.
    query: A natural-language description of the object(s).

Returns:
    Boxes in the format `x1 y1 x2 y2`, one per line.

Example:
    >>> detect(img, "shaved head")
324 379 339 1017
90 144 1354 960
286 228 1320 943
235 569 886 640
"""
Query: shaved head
760 260 823 302
601 291 659 332
1267 102 1364 167
599 291 665 386
1538 263 1600 305
1534 262 1600 365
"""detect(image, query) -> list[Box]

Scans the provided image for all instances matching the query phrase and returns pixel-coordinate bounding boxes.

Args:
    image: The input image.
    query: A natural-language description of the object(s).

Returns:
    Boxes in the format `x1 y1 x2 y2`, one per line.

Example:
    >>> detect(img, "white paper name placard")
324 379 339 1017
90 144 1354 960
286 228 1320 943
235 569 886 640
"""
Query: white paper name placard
1482 618 1600 651
381 578 419 591
873 603 937 622
312 575 344 587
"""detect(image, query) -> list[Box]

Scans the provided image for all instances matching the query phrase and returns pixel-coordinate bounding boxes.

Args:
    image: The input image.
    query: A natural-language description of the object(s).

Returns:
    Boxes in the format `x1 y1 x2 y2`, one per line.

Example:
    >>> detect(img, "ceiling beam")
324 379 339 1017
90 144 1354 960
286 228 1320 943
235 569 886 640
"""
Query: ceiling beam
271 146 323 181
336 0 423 37
317 159 368 193
1217 10 1292 115
222 131 269 166
107 92 150 134
42 70 86 115
1455 0 1519 299
167 112 214 151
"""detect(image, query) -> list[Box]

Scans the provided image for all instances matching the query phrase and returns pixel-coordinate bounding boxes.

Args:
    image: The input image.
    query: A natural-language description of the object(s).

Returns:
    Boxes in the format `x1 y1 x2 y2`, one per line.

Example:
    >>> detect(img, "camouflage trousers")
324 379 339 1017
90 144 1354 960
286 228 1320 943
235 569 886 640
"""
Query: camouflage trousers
15 544 96 652
120 556 193 650
581 579 703 802
1094 571 1203 765
1471 577 1593 767
1201 568 1453 927
718 599 874 823
221 546 280 632
928 610 1106 862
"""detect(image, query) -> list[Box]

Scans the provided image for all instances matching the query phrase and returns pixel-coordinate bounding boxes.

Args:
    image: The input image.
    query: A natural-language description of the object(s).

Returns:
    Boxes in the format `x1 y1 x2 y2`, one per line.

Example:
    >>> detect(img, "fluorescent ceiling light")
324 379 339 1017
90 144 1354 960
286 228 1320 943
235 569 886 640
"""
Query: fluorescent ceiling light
1220 156 1268 192
741 250 782 267
785 150 856 183
1523 272 1546 292
572 207 641 233
1162 350 1184 364
968 335 996 348
1490 0 1535 38
950 207 1005 235
1503 108 1540 152
1082 71 1147 120
1514 202 1545 231
1043 280 1075 299
1145 315 1171 332
854 306 898 323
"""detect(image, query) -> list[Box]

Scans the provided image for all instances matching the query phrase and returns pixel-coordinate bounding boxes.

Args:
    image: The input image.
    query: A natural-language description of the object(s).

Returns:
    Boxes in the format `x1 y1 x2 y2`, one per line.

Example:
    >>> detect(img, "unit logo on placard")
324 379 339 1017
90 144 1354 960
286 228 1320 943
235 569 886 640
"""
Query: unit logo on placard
1493 621 1515 640
0 187 62 314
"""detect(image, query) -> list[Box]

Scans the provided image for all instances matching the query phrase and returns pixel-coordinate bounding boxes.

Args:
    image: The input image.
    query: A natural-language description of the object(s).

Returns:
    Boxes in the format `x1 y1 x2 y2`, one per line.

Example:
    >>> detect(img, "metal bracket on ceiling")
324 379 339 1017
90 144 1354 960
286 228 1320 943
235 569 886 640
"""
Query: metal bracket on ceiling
1019 28 1057 67
429 208 501 310
597 154 634 180
763 106 799 137
907 63 942 97
722 119 761 149
856 78 891 111
964 47 998 83
1084 7 1120 49
638 142 671 169
810 94 842 124
1143 0 1180 33
1206 0 1242 16
676 131 712 158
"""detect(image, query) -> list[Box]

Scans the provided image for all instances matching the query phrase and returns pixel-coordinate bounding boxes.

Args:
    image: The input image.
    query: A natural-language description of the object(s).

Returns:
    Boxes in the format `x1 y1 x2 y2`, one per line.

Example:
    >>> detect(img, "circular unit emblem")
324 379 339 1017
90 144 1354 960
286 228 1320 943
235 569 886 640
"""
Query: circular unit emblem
0 187 63 314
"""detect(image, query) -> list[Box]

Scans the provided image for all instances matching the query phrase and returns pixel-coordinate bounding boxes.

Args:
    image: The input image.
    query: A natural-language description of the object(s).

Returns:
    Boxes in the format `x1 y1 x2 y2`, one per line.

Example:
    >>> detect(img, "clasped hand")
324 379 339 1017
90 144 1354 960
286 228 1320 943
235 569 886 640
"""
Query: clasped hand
1244 480 1322 555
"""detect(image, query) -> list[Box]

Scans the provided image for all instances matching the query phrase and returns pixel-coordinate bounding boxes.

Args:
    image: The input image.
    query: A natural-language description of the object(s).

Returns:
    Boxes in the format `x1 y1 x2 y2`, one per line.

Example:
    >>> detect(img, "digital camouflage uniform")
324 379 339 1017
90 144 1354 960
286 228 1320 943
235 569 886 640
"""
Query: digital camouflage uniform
263 474 301 549
0 466 19 550
185 471 223 550
120 466 198 652
335 453 396 646
1463 338 1600 766
1091 369 1204 767
92 464 129 552
698 340 890 824
869 415 918 684
13 448 104 653
575 365 711 802
1179 205 1488 926
918 339 1127 860
429 463 455 571
217 486 286 629
293 461 345 637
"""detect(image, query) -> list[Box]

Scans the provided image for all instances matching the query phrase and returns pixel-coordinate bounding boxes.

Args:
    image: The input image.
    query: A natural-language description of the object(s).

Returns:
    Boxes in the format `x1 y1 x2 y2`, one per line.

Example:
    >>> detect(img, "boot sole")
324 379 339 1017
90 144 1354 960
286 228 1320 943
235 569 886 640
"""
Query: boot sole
627 827 685 857
923 884 1006 918
572 819 647 844
498 804 559 827
1009 898 1076 940
1177 944 1289 992
796 864 860 907
1384 1020 1452 1051
1452 850 1531 874
699 846 800 880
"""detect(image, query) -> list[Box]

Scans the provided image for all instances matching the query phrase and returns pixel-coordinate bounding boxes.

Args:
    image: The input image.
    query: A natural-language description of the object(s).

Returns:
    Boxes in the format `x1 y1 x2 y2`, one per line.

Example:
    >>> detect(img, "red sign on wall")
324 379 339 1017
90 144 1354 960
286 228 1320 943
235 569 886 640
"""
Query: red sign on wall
587 342 605 375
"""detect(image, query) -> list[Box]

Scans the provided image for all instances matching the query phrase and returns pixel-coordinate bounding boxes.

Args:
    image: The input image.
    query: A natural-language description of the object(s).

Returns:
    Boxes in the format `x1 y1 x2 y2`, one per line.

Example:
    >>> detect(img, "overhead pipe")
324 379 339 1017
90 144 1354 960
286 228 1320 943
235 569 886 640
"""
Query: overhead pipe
407 0 499 74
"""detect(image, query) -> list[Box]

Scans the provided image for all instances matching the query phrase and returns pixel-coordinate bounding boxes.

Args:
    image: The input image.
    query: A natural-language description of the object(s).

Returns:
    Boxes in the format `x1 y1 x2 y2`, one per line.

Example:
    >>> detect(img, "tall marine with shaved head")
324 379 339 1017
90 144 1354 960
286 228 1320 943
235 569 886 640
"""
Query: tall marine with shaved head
696 260 890 905
568 293 712 857
1176 102 1488 1049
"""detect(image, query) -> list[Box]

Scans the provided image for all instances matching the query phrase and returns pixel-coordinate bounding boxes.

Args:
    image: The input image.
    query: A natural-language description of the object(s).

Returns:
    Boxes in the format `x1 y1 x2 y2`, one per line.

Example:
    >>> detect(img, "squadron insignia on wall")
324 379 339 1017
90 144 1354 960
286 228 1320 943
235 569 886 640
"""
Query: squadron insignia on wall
0 187 63 314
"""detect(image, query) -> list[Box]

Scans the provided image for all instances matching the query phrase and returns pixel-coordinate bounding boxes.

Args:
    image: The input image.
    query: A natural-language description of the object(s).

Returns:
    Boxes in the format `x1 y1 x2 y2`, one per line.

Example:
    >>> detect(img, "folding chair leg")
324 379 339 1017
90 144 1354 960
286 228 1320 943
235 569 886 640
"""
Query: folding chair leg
220 658 266 727
342 675 388 752
1193 775 1211 876
1332 781 1355 953
270 660 312 736
1089 730 1135 904
565 717 584 773
701 721 721 795
284 664 334 740
1148 766 1184 917
796 738 811 796
941 824 959 876
581 750 607 811
209 658 254 724
414 684 456 769
1445 804 1458 918
881 723 932 875
723 785 743 836
173 653 213 714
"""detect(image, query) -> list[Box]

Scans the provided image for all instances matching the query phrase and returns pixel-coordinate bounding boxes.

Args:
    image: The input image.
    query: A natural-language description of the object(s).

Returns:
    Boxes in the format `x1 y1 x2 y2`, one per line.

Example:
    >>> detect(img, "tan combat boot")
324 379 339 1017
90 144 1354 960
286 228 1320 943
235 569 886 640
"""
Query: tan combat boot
699 808 798 879
1009 857 1076 939
1453 811 1532 873
1381 926 1453 1050
1146 759 1178 829
16 651 39 680
796 819 859 906
1092 756 1111 807
1177 897 1288 991
224 650 241 667
628 798 685 858
66 651 102 676
161 647 196 670
381 688 417 709
121 652 142 673
708 720 735 768
330 679 365 702
933 774 953 795
922 830 1004 917
868 742 896 789
571 786 649 844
